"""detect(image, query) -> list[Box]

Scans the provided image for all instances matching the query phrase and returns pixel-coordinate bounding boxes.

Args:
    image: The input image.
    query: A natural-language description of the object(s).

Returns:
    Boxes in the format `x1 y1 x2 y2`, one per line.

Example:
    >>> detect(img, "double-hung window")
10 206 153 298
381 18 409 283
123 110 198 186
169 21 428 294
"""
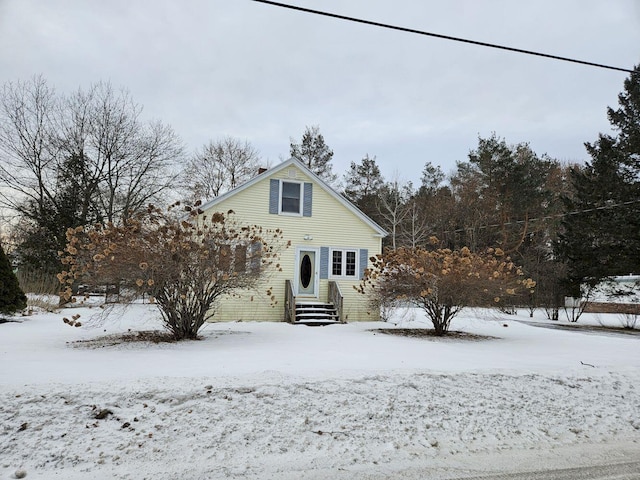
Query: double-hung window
269 178 311 217
280 181 302 215
330 248 358 278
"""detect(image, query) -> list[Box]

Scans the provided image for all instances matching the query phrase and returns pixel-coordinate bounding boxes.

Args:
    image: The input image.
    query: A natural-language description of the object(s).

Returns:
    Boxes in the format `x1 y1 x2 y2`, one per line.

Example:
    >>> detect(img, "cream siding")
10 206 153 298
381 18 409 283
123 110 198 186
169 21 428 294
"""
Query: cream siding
201 163 383 322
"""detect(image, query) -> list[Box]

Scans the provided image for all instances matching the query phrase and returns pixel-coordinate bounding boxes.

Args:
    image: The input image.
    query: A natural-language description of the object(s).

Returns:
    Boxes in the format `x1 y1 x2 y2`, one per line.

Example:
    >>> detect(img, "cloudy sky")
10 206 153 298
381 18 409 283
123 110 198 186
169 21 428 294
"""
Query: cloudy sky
1 0 639 184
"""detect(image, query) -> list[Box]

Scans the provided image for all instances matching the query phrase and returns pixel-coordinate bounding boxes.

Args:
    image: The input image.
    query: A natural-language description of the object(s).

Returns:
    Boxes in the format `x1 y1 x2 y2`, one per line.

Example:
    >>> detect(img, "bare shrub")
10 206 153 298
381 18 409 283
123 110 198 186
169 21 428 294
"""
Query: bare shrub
357 239 535 336
563 284 595 323
16 267 60 295
25 294 59 312
59 203 287 340
618 313 639 330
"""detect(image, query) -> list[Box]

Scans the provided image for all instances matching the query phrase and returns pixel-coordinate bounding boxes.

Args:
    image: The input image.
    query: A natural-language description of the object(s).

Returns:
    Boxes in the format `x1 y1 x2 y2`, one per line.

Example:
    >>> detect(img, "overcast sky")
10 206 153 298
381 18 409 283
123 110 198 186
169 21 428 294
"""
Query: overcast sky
1 0 639 185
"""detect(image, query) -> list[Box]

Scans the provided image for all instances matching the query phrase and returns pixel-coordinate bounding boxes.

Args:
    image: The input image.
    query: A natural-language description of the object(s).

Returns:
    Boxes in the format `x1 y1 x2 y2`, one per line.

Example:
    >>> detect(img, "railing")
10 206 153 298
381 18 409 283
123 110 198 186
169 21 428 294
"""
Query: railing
284 279 295 323
328 281 343 322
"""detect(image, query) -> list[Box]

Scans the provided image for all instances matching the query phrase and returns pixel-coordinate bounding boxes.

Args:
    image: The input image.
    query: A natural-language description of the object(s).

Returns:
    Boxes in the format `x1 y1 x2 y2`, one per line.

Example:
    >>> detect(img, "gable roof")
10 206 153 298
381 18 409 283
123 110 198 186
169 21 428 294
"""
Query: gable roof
199 157 387 237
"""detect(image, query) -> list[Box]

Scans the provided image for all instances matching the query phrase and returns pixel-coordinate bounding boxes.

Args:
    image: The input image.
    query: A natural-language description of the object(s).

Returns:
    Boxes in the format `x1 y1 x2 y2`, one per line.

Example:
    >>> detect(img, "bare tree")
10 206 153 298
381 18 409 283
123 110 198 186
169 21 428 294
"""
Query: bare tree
116 120 183 219
0 77 184 271
376 178 411 250
1 78 183 225
0 76 59 223
182 136 261 200
399 195 431 249
59 82 183 222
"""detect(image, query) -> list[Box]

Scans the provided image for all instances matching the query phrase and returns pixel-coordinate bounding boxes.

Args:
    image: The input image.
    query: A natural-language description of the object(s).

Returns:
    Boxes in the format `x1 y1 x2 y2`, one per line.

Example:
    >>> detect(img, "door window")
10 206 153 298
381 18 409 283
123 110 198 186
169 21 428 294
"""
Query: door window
300 254 312 288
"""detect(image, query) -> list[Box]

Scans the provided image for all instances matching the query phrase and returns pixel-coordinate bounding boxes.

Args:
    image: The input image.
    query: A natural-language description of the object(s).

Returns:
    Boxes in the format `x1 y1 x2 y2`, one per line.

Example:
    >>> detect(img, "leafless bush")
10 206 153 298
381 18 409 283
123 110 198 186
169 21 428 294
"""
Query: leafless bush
16 267 60 295
618 313 639 330
25 294 59 312
59 203 287 340
358 240 535 335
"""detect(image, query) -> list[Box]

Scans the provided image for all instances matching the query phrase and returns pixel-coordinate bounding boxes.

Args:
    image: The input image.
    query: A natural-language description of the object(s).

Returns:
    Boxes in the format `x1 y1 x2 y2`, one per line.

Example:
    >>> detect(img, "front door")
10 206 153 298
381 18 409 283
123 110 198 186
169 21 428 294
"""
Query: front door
296 248 319 297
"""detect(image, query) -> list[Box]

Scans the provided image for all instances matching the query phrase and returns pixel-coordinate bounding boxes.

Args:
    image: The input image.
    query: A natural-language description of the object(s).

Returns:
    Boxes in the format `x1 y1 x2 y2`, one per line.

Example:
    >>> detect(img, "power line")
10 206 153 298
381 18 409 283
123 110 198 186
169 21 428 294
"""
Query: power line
252 0 635 74
438 198 640 236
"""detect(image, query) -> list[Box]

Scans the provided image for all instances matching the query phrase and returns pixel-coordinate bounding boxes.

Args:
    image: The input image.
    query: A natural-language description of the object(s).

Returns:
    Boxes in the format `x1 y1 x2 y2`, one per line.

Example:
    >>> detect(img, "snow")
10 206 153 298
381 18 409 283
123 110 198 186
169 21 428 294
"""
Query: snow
588 275 640 304
1 303 639 479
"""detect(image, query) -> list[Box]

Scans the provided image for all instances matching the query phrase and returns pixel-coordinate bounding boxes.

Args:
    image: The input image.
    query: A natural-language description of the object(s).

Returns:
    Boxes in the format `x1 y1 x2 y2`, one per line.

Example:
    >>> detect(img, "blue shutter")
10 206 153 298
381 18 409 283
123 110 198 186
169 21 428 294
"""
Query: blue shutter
269 179 279 214
303 182 312 217
359 249 368 279
320 247 329 279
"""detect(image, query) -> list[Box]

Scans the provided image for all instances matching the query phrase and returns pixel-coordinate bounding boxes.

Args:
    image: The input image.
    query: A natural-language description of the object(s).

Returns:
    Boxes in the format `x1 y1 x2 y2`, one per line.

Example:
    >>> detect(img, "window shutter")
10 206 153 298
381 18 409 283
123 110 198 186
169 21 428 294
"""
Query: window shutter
269 179 279 214
359 249 368 279
303 182 312 217
320 247 329 279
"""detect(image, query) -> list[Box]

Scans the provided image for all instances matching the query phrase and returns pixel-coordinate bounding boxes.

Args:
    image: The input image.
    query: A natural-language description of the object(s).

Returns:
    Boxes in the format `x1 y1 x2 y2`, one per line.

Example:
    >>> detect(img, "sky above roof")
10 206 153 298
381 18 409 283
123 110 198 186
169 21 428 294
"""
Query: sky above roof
1 0 639 185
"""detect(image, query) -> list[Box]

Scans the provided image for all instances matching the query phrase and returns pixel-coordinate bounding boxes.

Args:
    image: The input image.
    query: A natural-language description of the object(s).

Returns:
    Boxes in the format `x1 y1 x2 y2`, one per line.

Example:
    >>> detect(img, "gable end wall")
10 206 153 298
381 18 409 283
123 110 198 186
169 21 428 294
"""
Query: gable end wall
201 165 382 322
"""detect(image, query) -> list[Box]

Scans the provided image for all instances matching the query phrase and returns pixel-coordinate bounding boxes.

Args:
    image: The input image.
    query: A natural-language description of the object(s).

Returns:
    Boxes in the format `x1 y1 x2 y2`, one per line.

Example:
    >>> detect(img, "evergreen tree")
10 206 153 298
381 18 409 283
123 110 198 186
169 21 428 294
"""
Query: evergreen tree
609 66 640 178
0 243 27 316
290 125 337 184
342 154 384 220
419 161 445 196
16 153 101 273
452 134 557 253
405 162 455 250
556 65 640 290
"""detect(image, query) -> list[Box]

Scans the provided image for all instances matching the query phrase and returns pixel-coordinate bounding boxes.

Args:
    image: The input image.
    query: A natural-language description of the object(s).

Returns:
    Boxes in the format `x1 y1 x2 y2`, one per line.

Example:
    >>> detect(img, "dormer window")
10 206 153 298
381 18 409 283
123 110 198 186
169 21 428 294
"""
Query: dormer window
269 177 312 217
280 181 302 214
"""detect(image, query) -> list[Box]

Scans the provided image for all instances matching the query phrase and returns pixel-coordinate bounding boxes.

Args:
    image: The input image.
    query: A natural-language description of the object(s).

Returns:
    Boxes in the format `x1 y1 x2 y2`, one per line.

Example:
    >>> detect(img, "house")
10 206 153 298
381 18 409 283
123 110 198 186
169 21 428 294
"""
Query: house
199 157 387 323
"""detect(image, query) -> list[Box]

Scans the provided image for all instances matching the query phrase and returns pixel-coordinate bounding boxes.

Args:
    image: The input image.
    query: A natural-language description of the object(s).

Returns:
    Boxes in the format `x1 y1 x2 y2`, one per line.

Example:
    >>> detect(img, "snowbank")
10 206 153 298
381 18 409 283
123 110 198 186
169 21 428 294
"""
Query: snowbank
1 305 639 479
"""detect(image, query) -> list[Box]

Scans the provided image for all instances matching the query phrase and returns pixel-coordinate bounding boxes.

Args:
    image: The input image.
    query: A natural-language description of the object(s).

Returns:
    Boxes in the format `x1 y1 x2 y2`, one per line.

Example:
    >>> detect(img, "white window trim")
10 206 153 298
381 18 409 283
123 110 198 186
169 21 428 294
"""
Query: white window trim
329 247 359 279
278 180 303 216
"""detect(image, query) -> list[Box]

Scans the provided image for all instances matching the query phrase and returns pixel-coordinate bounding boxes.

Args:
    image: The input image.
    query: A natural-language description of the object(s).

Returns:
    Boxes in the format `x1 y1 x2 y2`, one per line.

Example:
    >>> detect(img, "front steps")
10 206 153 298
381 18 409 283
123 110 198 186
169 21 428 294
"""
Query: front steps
294 302 340 325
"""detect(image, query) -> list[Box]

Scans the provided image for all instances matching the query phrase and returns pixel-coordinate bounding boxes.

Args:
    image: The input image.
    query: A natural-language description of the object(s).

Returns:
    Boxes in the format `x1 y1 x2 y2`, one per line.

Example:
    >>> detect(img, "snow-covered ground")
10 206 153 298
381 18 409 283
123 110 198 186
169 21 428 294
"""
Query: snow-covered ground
1 303 639 479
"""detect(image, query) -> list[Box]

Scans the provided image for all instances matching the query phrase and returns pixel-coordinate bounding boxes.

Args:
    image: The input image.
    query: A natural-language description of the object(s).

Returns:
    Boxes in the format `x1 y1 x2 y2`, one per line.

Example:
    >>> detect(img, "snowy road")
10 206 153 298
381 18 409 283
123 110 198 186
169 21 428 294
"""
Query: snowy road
447 461 640 480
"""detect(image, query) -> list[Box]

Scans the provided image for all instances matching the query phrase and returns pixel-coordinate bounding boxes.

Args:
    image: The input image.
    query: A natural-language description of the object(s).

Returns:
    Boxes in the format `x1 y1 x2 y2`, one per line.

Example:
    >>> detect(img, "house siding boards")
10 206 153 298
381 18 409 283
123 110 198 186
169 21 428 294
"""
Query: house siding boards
200 159 384 322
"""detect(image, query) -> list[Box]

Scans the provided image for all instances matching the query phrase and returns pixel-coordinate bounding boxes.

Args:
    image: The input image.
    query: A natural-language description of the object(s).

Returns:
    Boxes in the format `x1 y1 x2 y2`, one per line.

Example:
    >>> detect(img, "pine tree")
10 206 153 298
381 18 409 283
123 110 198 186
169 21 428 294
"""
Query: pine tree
453 134 558 253
342 154 384 221
16 153 101 273
609 66 640 178
556 65 640 290
0 243 27 316
419 161 445 196
290 125 337 184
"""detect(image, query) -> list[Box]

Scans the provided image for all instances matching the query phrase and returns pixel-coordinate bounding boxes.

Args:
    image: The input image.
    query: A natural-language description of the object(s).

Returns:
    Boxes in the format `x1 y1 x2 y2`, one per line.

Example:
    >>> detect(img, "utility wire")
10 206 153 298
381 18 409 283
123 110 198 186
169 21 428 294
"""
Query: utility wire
437 198 640 236
252 0 635 74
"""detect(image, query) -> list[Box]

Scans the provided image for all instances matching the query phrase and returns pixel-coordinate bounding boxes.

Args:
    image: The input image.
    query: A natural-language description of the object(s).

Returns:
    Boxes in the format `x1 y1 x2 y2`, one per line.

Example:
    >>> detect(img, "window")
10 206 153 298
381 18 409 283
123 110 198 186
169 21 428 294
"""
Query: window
219 244 232 271
332 251 342 276
280 181 302 214
345 250 356 276
234 245 247 273
269 179 312 217
248 241 262 273
330 248 358 278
